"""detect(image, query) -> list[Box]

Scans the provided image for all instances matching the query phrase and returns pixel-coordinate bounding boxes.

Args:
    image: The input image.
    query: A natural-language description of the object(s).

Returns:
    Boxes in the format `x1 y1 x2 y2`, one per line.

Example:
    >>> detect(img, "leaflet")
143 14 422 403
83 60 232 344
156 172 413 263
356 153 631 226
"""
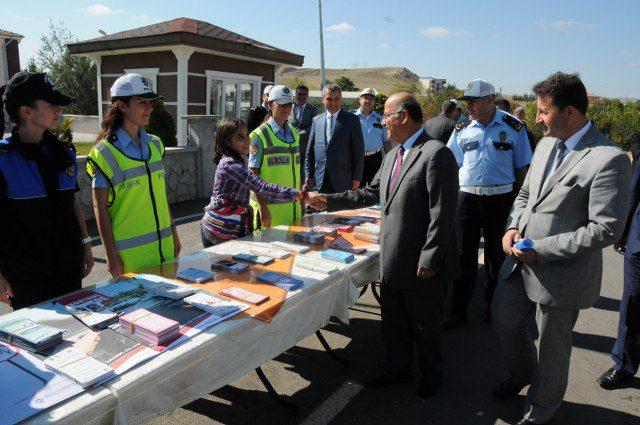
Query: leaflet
44 347 115 388
57 290 118 329
271 240 310 253
183 292 248 319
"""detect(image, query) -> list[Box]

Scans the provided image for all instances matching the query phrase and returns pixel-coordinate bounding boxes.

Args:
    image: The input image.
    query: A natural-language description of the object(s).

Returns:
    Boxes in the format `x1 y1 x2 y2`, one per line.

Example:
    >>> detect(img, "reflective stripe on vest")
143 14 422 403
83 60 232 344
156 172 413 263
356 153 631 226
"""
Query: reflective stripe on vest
87 135 173 272
248 123 301 229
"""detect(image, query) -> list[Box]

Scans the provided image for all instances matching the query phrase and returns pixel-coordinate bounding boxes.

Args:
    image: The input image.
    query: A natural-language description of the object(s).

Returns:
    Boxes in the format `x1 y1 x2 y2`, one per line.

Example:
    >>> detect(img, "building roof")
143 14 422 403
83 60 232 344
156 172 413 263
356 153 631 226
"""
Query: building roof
0 29 24 40
67 17 303 66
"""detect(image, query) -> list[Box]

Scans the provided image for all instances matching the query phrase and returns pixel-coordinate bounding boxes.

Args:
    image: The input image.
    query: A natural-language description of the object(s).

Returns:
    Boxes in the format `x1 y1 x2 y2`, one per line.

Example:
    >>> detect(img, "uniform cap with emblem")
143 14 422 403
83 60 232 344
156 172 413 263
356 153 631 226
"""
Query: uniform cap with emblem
262 85 274 95
459 79 495 101
360 88 378 98
4 72 74 106
268 85 294 105
109 73 164 99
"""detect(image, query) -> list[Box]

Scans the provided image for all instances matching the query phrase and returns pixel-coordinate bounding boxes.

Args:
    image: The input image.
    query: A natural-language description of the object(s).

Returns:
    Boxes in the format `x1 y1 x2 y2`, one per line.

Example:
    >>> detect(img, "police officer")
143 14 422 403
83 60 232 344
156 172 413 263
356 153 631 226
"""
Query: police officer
451 99 468 124
353 88 386 187
0 72 94 309
249 85 302 229
445 79 532 329
88 74 181 276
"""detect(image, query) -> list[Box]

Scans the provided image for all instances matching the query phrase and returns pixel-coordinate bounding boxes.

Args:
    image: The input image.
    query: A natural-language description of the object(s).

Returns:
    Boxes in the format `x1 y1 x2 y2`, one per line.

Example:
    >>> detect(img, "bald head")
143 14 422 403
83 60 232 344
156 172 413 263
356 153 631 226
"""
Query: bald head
387 92 423 124
383 92 423 143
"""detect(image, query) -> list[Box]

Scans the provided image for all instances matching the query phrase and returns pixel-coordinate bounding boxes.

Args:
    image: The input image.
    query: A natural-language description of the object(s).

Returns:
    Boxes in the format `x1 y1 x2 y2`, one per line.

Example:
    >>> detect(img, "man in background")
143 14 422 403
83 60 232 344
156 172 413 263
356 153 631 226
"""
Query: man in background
354 88 386 187
424 99 457 143
290 85 317 180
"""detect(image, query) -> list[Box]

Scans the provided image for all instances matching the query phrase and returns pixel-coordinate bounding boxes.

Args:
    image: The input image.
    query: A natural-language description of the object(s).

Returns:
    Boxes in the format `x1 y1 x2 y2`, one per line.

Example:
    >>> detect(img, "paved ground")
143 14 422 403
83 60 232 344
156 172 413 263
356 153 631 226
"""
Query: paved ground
4 198 640 424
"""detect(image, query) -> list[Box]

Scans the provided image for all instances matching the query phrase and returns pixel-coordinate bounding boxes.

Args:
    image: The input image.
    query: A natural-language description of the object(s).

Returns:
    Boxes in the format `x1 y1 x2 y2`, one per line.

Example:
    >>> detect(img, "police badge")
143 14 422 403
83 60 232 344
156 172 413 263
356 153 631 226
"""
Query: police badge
499 131 507 143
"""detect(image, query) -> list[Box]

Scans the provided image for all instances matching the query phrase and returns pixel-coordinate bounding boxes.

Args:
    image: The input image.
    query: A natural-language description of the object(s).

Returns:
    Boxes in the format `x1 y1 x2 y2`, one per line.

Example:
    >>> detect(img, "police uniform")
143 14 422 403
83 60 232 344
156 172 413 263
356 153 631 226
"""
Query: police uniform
446 80 532 323
354 106 385 187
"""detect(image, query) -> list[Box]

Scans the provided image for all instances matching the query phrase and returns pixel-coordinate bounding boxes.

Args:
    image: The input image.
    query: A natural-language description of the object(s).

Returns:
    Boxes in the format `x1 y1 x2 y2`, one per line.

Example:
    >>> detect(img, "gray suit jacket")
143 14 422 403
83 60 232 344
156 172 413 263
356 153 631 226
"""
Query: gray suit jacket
327 131 460 289
424 112 456 143
501 125 631 309
305 109 365 192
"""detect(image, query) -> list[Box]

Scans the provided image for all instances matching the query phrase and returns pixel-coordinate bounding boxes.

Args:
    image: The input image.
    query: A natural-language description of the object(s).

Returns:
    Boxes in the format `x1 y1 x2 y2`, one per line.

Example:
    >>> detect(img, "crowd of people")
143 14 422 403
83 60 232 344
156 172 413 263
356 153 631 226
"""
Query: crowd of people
0 68 639 425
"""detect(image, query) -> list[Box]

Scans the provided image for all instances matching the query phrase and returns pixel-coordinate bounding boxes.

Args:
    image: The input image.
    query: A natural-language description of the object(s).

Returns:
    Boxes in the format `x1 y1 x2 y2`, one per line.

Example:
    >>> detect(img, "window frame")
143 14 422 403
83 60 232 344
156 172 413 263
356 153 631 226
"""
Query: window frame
205 70 262 118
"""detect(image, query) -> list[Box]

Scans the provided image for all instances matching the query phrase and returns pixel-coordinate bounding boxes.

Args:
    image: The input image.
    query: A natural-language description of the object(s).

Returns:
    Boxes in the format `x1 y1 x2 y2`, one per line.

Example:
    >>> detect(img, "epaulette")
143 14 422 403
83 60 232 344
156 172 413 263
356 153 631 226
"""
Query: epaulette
454 118 470 132
502 114 523 132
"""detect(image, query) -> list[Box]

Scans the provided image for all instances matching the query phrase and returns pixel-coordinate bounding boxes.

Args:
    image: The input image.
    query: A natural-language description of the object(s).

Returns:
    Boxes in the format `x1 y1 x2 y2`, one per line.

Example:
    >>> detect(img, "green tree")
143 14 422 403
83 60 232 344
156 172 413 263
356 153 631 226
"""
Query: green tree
284 76 308 90
334 76 358 92
146 100 177 147
34 20 98 115
374 92 388 115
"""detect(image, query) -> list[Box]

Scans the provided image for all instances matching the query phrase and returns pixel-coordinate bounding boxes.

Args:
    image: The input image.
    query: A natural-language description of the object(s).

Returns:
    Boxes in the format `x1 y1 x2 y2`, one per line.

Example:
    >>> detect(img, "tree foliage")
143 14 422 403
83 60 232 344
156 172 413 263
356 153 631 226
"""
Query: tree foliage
334 76 358 92
32 20 98 116
146 100 177 147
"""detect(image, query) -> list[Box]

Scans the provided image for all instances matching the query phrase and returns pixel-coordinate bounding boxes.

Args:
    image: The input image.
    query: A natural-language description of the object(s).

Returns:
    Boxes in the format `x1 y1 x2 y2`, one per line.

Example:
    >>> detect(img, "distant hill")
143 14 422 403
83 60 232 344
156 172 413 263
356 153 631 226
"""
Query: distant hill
277 66 420 94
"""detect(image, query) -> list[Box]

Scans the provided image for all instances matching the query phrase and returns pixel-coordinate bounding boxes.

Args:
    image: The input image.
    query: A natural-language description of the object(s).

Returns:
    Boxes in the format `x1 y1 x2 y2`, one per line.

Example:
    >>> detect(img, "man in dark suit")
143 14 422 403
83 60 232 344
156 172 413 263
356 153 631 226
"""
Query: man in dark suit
308 92 459 398
246 85 273 132
628 131 640 163
290 85 317 180
305 84 364 193
598 157 640 390
424 100 457 143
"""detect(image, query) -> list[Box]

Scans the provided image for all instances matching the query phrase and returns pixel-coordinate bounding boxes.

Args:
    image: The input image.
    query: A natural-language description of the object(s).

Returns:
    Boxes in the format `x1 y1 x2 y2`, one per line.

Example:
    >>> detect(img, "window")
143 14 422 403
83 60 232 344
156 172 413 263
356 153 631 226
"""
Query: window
124 68 159 91
205 71 262 118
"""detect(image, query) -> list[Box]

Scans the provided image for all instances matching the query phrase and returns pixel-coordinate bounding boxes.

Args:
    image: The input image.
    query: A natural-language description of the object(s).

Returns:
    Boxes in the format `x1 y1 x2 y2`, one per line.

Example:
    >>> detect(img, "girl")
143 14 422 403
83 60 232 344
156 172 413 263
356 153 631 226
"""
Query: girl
201 118 304 247
88 73 180 276
0 72 93 309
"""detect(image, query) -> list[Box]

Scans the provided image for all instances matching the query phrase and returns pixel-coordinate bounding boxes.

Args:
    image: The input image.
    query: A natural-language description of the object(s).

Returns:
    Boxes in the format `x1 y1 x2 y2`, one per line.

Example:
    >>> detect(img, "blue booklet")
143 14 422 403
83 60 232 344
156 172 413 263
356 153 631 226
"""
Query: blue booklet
321 249 355 263
514 238 534 251
176 267 217 283
210 259 249 274
293 231 325 245
255 271 304 291
232 253 275 265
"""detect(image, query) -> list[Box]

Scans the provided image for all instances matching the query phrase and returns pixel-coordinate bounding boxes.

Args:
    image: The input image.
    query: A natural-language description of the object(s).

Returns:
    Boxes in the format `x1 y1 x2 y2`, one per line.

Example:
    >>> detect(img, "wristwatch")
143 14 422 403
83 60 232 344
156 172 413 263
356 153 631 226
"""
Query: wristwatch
81 236 93 245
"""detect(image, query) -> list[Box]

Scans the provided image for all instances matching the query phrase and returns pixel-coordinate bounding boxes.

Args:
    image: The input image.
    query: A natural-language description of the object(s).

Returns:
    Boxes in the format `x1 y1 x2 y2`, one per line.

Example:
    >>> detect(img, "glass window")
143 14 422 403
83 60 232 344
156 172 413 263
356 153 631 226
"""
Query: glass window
240 83 254 120
209 80 223 116
224 83 237 117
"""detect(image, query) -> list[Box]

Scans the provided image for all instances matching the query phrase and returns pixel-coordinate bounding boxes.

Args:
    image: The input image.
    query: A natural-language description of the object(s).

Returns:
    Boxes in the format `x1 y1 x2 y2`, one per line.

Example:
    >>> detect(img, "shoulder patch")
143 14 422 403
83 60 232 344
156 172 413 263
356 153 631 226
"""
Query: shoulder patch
502 114 523 132
455 118 470 132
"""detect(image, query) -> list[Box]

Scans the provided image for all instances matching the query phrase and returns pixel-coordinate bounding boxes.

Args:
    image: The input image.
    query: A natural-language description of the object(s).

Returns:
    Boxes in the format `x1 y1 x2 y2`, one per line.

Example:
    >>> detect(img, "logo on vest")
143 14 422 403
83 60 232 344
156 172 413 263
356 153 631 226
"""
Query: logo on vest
267 156 291 166
118 179 142 191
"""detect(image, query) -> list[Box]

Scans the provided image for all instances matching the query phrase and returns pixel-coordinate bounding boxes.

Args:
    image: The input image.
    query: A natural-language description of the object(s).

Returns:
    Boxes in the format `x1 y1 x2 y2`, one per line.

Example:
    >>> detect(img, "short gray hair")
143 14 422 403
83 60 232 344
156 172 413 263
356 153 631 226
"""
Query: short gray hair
322 83 342 97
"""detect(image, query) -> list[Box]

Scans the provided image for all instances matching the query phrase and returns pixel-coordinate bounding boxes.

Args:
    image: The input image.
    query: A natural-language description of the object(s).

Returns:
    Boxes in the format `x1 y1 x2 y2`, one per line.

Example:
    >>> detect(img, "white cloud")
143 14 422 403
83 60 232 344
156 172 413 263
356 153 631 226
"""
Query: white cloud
325 22 356 35
377 43 389 48
82 4 123 16
533 20 597 33
419 26 470 39
628 61 640 68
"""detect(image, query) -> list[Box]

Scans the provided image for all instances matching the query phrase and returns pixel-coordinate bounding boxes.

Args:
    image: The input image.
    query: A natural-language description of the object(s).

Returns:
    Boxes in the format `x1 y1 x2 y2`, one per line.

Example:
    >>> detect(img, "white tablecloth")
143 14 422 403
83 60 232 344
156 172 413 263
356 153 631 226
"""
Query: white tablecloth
27 211 380 424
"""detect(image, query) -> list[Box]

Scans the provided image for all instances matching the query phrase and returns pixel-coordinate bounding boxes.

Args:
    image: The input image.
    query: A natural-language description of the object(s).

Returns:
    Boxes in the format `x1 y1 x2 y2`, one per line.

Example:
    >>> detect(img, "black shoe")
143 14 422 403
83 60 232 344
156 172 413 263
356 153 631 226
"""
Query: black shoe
597 367 634 390
493 378 530 398
365 373 412 388
417 378 441 399
443 316 466 330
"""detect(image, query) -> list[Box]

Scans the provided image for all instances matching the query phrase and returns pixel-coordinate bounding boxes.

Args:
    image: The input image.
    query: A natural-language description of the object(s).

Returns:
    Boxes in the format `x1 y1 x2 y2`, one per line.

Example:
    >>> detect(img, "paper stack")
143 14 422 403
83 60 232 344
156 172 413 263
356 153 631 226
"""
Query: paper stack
249 246 292 259
175 268 217 284
354 223 380 243
0 318 64 353
183 292 248 319
293 231 325 245
210 259 250 274
311 225 338 236
44 347 115 388
329 235 367 254
232 253 275 265
321 249 355 263
57 290 118 329
119 309 180 346
296 256 339 274
271 240 310 254
255 271 304 291
220 286 269 305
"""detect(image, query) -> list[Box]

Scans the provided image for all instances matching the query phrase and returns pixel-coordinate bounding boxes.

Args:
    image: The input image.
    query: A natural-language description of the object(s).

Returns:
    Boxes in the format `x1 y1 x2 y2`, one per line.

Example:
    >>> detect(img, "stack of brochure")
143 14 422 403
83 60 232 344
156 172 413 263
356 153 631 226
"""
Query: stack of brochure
119 309 180 346
321 248 355 264
183 292 248 319
232 253 275 265
329 235 367 254
293 231 325 245
58 290 118 329
210 259 250 274
0 318 64 353
271 240 310 254
354 223 380 243
296 256 339 274
249 246 292 259
174 268 217 284
255 271 304 291
44 347 115 388
220 287 269 305
311 225 338 236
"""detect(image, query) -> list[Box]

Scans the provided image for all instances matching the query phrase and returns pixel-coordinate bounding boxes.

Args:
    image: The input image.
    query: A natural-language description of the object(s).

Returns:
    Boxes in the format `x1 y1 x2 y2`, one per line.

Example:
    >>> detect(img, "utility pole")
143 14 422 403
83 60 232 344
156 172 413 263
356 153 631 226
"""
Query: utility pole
318 0 326 89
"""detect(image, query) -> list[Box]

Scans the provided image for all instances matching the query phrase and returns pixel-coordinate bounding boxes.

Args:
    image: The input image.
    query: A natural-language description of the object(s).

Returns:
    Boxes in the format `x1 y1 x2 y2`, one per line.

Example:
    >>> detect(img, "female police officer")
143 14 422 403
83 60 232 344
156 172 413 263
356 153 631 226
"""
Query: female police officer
0 72 94 309
87 74 180 276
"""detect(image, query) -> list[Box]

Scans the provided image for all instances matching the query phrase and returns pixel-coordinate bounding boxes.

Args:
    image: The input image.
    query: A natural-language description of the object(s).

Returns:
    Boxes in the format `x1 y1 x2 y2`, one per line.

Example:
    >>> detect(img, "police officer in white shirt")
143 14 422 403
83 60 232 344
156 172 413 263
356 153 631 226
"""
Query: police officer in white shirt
354 88 386 187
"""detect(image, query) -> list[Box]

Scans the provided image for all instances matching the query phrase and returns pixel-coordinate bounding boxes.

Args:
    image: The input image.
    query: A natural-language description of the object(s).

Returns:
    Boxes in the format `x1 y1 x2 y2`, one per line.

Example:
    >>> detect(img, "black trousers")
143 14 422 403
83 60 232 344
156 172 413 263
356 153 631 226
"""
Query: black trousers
450 190 514 320
10 270 82 310
360 151 383 188
380 281 445 383
612 250 640 374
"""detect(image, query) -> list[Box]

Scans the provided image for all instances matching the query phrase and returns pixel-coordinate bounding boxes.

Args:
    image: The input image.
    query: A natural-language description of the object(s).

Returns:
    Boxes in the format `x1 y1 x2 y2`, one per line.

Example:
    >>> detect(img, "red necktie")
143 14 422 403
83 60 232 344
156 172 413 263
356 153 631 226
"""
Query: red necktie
389 146 405 193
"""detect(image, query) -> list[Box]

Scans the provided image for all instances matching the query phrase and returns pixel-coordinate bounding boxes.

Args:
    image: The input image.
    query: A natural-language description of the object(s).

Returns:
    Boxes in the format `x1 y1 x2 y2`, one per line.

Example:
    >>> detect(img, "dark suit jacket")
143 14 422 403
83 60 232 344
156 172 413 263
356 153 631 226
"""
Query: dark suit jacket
424 112 456 143
623 159 640 253
246 105 269 133
629 131 640 163
327 131 460 289
290 103 317 140
305 109 365 193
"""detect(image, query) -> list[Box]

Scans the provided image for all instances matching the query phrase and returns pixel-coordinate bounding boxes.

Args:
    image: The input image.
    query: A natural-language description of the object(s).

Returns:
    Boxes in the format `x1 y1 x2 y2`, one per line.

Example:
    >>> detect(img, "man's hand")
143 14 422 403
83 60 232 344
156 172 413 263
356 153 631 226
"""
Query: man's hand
352 180 360 190
82 244 94 278
417 266 436 280
305 178 315 189
172 227 182 257
308 192 328 211
512 246 537 263
503 228 522 256
259 205 271 228
107 253 125 278
0 273 13 305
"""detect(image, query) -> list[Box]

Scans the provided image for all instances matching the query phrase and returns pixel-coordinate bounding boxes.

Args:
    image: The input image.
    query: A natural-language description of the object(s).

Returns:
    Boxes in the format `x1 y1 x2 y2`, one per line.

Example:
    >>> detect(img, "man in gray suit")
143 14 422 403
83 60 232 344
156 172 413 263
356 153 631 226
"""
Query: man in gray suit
305 84 365 193
308 92 459 398
290 85 317 179
423 99 457 143
492 72 631 425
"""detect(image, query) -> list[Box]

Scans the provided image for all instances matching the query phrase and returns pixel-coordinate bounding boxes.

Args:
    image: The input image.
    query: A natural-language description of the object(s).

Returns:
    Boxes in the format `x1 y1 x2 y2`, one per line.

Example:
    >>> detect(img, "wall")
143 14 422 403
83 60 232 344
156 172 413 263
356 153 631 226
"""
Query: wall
76 146 201 220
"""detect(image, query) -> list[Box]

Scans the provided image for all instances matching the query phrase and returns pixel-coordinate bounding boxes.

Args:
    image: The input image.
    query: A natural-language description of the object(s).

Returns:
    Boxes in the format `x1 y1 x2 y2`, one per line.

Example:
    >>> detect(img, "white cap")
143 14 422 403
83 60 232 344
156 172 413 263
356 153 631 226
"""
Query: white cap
459 79 495 100
110 73 163 99
360 87 377 97
262 85 274 95
268 85 294 105
451 99 462 109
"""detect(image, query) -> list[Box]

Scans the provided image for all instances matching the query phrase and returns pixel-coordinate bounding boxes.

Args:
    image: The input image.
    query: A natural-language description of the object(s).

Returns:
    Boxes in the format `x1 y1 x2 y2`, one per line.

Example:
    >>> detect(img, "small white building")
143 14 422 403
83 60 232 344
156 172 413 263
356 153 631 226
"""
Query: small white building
0 28 23 87
420 77 446 94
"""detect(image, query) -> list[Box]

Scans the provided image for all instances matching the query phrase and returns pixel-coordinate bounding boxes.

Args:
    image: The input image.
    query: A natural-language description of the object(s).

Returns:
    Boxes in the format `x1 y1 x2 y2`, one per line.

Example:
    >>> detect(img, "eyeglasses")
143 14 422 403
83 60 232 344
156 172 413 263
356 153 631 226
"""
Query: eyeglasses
382 109 404 121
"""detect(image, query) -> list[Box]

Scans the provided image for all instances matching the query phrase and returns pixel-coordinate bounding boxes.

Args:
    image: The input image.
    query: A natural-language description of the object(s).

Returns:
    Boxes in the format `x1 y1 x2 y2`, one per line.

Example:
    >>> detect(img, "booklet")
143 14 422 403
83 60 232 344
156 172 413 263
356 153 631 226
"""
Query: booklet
321 249 355 264
255 271 304 291
232 253 275 265
210 259 250 274
183 292 248 319
249 246 292 259
329 235 367 254
119 309 180 346
220 286 269 305
293 231 326 245
44 347 115 388
271 240 310 253
0 318 64 353
175 268 217 284
295 257 339 274
311 225 338 236
57 291 118 329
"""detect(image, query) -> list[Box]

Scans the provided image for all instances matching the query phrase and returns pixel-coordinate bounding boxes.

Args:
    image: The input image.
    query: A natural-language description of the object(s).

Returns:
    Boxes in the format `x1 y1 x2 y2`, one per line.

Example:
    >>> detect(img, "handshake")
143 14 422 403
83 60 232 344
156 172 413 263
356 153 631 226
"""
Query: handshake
300 179 328 211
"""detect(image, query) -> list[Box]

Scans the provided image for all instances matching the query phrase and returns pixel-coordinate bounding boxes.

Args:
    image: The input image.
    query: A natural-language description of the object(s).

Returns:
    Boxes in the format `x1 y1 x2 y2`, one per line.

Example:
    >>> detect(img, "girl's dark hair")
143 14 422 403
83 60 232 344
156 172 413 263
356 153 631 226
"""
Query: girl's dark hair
213 118 246 164
0 84 37 134
97 96 132 142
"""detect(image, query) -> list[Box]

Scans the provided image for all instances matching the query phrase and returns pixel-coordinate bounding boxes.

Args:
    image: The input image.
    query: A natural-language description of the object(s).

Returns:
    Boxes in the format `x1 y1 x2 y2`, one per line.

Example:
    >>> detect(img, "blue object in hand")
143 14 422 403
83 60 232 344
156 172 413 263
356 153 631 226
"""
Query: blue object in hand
514 238 534 251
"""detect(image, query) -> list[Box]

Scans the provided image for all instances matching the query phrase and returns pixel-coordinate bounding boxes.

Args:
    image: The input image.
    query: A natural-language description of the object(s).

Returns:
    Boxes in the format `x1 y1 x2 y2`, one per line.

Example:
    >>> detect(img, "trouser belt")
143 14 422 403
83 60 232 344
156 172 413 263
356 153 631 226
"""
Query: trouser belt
459 183 513 196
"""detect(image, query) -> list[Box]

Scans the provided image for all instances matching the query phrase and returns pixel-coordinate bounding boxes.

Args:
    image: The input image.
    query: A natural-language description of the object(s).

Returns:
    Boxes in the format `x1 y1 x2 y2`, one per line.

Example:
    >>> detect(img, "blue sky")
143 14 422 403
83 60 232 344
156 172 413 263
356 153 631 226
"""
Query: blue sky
2 0 639 98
